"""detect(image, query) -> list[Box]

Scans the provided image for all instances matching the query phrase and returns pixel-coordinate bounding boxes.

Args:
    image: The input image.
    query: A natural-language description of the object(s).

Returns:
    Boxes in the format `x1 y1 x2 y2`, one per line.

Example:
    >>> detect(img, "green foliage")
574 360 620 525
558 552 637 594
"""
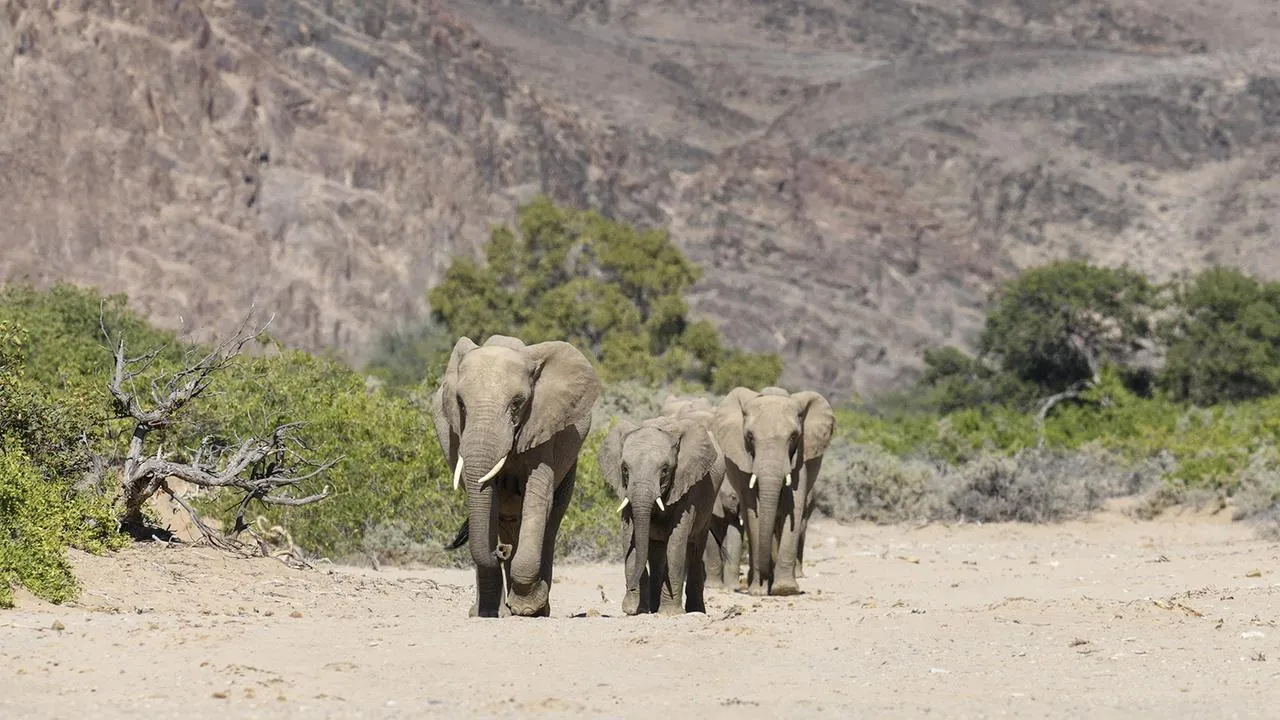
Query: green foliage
979 260 1157 393
555 423 627 561
0 319 125 607
913 346 1038 412
1159 267 1280 405
428 196 781 389
0 283 183 392
189 350 461 561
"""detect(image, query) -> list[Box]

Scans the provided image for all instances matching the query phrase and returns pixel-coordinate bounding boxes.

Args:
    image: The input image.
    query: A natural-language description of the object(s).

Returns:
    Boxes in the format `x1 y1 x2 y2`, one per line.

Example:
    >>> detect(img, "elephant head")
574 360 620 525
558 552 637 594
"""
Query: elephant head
712 386 834 592
599 416 719 610
431 335 600 591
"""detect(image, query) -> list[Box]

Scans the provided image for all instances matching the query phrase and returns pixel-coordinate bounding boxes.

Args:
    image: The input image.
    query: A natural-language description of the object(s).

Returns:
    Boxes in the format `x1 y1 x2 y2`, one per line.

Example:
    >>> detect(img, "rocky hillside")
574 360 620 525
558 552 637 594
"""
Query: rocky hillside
4 0 1280 399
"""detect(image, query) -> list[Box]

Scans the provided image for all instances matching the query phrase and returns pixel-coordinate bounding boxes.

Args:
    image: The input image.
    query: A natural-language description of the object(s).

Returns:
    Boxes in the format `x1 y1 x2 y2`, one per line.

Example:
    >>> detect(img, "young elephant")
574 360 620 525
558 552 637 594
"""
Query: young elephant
703 480 744 590
660 396 742 590
712 386 835 597
598 412 725 615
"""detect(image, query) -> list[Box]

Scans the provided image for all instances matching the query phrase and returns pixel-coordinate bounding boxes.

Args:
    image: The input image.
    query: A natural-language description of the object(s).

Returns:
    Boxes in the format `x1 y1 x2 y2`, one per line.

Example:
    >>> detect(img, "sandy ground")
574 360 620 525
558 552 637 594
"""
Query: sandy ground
4 501 1280 719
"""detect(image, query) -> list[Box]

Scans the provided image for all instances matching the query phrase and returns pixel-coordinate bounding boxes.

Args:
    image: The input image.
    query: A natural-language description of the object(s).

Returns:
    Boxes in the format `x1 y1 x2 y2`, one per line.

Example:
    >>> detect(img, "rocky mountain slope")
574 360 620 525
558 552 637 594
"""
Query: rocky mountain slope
4 0 1280 399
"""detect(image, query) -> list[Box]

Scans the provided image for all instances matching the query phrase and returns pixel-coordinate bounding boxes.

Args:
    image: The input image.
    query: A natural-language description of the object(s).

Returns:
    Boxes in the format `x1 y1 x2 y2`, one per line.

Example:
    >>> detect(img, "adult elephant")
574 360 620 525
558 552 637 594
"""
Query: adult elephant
432 335 601 618
712 386 834 596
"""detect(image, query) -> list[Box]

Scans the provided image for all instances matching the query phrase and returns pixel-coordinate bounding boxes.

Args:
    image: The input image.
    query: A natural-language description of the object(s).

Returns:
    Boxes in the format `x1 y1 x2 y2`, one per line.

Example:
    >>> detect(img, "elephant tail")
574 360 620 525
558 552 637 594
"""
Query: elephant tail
444 519 469 551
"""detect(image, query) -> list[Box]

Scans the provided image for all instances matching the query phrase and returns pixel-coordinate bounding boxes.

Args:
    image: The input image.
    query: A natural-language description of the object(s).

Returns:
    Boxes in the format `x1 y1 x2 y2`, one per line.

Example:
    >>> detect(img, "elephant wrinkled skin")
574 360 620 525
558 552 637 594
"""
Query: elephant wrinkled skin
712 386 834 596
598 404 725 615
431 335 601 618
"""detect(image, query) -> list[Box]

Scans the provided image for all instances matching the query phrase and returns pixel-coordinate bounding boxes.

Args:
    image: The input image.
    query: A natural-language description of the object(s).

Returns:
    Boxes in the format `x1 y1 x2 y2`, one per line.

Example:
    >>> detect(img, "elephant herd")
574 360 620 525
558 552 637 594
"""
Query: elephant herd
430 335 835 618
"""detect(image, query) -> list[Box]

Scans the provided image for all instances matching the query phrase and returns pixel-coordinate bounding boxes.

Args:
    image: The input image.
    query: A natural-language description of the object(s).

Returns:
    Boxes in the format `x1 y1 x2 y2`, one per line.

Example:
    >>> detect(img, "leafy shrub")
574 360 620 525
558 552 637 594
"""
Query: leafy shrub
428 196 782 390
0 319 126 607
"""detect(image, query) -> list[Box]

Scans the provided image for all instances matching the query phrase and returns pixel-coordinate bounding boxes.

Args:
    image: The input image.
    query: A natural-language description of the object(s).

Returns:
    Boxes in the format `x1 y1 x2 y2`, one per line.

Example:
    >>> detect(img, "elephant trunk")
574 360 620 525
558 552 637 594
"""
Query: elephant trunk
458 414 513 576
753 479 782 589
629 499 654 592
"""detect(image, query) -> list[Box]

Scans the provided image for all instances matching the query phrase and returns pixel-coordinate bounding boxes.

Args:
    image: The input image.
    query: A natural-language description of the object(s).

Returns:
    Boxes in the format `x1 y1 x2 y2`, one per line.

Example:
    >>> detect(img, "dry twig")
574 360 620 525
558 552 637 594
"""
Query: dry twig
102 308 337 565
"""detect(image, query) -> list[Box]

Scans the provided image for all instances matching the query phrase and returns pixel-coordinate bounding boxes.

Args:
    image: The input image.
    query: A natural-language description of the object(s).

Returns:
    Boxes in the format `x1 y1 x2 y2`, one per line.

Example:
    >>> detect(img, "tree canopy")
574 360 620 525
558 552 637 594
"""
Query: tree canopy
1159 267 1280 405
426 196 782 391
978 260 1158 393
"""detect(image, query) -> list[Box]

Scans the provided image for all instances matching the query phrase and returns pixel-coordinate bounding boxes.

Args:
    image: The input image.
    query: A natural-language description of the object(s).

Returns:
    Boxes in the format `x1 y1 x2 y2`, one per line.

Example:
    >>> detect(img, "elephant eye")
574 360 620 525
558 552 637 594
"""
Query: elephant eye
744 431 754 456
621 463 629 489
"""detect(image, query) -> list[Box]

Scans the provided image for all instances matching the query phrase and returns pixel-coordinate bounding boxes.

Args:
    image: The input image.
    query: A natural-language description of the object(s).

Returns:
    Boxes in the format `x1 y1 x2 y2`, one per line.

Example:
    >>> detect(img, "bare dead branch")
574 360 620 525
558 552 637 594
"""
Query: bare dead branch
101 306 334 566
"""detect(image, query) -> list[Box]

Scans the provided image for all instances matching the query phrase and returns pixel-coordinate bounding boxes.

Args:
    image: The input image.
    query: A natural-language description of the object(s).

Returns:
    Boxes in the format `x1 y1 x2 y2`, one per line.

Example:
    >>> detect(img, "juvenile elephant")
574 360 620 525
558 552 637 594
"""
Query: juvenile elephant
703 480 744 590
712 386 834 596
432 335 601 618
598 410 725 615
660 396 743 590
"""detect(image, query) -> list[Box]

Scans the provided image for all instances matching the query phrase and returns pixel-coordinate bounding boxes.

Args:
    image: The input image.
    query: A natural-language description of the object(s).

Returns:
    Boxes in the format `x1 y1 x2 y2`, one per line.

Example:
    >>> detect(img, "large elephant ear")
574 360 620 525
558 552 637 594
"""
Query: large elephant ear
438 337 478 434
517 340 602 452
429 386 458 467
597 418 639 496
712 387 758 472
793 390 835 460
670 420 720 505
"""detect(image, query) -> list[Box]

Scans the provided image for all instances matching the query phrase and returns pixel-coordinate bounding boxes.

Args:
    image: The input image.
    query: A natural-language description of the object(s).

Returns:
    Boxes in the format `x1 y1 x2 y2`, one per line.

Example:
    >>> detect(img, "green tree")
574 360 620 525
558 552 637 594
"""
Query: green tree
1160 267 1280 404
914 346 1038 413
428 196 783 388
979 260 1157 393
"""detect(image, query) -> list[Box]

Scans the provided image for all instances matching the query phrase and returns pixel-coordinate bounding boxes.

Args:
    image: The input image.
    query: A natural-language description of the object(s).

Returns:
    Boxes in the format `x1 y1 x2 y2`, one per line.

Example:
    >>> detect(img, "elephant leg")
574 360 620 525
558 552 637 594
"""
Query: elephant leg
538 466 575 590
795 524 807 579
723 521 743 589
507 464 556 617
685 527 709 614
659 513 694 615
742 506 768 596
647 539 668 614
796 458 821 580
703 519 727 589
772 490 802 596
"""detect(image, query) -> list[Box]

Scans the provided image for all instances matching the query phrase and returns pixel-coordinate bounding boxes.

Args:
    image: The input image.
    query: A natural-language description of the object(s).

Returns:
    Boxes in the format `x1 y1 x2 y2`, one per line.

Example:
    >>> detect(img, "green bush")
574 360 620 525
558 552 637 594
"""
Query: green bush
426 196 782 390
0 319 125 607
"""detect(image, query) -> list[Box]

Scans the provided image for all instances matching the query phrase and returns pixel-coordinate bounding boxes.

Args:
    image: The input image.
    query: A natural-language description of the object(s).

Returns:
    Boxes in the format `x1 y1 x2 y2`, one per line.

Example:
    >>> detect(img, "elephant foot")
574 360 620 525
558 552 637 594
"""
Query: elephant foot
622 589 642 616
657 601 684 616
469 599 511 618
771 579 801 597
746 582 769 597
704 578 725 590
507 580 551 617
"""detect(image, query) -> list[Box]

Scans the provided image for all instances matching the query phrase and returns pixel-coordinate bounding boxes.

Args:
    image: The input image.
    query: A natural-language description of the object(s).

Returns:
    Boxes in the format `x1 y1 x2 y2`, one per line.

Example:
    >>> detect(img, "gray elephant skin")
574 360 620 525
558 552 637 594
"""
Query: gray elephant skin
598 406 725 615
431 335 601 618
711 386 835 596
660 396 744 590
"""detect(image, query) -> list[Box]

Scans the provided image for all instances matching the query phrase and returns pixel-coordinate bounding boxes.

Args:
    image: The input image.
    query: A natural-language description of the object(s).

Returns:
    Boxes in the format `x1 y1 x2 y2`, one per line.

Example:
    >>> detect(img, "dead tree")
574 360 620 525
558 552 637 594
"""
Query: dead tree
103 309 337 563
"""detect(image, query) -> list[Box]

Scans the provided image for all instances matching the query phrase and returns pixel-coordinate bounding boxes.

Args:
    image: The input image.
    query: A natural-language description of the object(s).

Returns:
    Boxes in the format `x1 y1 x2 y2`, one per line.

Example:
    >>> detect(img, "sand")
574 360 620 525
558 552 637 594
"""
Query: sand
4 501 1279 718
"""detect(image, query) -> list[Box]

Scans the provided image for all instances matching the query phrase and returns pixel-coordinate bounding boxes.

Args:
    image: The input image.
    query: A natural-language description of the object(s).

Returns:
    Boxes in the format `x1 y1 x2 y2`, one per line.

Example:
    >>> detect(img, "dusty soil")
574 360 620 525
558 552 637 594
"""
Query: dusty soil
4 502 1280 718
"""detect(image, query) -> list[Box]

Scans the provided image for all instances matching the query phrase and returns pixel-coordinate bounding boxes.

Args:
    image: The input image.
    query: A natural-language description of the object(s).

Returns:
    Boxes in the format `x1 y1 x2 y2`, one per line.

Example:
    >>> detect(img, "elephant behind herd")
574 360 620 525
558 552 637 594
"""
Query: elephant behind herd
430 334 835 618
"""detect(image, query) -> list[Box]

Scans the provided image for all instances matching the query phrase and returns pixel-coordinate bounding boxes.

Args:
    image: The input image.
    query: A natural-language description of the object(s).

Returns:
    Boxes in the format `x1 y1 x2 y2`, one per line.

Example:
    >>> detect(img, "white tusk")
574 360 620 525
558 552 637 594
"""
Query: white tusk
617 497 630 513
749 473 757 489
452 457 465 490
476 456 507 488
785 472 792 487
656 498 665 512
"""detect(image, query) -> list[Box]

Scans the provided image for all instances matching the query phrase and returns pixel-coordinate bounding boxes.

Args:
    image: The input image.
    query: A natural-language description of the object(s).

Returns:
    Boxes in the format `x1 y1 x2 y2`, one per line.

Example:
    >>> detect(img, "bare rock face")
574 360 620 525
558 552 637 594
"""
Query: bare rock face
5 0 1280 399
0 0 649 351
